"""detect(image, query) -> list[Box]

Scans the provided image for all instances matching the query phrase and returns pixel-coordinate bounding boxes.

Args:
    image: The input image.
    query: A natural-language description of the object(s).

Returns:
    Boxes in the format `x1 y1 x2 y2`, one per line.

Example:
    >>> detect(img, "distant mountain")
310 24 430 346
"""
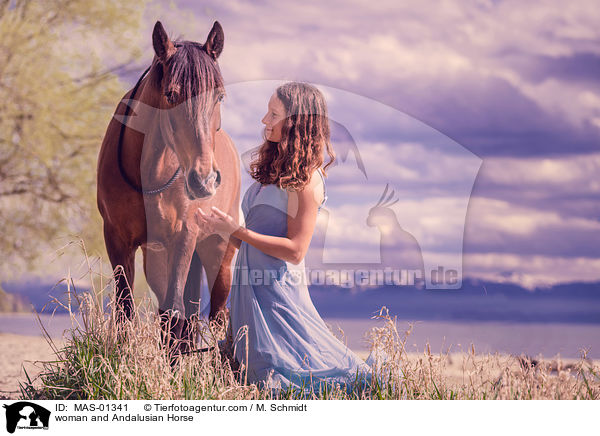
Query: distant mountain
0 286 30 313
309 277 600 324
1 278 86 314
2 276 599 323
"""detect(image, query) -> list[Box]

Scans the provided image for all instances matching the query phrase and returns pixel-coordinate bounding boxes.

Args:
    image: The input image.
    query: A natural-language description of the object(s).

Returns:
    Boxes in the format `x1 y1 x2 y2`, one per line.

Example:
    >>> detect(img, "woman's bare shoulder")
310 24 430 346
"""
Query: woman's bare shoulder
298 169 324 204
285 169 325 216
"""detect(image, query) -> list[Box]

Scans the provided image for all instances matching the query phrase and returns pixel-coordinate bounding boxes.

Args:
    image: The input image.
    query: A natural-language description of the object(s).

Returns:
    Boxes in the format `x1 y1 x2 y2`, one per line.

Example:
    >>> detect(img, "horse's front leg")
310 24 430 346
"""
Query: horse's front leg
103 224 137 323
197 234 236 325
160 227 197 357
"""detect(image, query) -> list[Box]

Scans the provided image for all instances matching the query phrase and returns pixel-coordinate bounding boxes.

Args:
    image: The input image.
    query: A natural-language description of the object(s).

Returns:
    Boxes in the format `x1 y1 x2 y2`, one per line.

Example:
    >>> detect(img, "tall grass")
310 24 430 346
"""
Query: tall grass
19 242 600 400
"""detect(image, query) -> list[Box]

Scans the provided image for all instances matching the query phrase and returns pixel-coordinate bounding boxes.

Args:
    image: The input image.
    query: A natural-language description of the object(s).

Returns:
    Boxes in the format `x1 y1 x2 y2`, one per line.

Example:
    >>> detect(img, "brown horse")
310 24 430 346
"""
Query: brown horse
96 21 240 355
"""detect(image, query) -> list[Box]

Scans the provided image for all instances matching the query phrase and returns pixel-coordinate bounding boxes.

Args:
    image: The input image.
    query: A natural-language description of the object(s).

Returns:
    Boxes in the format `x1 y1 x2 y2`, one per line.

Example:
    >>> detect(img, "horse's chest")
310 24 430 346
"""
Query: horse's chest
144 196 187 235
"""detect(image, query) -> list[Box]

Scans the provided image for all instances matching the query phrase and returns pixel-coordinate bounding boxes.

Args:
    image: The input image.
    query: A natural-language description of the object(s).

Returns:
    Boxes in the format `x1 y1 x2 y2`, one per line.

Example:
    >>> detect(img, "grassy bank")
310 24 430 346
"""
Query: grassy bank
18 259 600 400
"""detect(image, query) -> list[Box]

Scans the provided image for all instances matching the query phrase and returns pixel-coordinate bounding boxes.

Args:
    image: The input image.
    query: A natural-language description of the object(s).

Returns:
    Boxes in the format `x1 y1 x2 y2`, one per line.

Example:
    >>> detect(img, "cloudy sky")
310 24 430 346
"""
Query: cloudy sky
109 0 600 290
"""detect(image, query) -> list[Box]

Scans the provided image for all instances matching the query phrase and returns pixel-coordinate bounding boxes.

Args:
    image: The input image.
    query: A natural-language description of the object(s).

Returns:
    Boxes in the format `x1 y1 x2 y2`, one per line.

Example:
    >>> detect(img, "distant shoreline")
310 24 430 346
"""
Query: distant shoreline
4 277 600 325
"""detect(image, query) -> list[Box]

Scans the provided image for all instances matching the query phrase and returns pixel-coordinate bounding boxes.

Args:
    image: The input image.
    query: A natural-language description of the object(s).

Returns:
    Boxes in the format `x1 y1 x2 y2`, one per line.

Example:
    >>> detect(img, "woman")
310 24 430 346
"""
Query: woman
196 82 380 393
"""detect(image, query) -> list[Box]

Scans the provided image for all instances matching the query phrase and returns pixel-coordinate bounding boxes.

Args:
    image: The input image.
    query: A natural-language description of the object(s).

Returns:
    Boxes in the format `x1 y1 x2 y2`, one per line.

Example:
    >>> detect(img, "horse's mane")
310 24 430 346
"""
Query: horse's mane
150 39 225 135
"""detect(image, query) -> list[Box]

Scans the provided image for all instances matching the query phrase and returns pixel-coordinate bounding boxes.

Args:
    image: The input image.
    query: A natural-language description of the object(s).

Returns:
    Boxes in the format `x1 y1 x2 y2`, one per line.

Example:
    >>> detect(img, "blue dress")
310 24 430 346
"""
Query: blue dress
229 169 381 394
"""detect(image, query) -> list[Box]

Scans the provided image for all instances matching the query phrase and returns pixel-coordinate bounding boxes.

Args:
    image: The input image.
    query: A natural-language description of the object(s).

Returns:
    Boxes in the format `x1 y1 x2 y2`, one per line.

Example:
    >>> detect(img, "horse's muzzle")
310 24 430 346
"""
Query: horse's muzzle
185 169 221 199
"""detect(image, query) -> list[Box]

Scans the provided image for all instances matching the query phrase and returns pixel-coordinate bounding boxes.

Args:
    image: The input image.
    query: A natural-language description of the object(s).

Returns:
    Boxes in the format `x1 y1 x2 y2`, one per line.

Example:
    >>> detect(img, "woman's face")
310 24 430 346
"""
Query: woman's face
261 93 286 142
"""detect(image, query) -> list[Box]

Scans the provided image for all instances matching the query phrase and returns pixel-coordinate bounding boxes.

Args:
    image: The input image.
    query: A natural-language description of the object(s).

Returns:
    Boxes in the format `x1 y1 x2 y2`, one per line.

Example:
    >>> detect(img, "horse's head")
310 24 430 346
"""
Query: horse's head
367 184 399 231
149 21 225 200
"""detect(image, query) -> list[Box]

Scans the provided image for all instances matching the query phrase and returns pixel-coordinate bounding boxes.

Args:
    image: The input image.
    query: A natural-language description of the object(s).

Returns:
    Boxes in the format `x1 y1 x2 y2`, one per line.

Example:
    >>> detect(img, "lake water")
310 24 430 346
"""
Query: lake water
1 313 598 359
326 318 600 359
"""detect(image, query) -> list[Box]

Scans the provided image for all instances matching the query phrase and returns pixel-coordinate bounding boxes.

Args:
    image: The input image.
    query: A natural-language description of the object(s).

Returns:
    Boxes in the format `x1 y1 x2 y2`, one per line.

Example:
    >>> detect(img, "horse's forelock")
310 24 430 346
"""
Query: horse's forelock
167 40 224 126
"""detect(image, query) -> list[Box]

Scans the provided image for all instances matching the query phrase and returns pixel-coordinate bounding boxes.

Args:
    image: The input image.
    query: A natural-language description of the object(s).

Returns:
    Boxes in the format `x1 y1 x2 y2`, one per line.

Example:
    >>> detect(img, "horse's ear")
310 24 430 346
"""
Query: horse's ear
204 21 224 60
152 21 176 62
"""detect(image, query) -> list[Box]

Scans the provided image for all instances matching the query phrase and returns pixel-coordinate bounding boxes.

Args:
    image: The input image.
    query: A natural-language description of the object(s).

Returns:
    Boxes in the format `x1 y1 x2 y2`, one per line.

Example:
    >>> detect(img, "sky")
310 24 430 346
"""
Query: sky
97 0 600 290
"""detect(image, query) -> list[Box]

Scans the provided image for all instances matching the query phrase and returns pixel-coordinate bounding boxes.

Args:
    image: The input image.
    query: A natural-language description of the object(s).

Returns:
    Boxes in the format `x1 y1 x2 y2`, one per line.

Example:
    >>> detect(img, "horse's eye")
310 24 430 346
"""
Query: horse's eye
218 94 224 103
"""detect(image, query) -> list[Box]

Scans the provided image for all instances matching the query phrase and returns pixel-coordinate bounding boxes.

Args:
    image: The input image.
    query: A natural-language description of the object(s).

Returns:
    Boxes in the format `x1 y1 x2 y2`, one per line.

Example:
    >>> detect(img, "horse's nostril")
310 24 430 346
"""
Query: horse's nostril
215 170 221 186
188 170 202 189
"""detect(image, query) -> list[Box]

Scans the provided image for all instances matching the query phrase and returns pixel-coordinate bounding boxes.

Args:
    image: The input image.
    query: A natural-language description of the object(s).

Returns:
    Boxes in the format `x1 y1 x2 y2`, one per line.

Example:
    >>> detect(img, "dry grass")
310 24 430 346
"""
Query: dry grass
18 242 600 400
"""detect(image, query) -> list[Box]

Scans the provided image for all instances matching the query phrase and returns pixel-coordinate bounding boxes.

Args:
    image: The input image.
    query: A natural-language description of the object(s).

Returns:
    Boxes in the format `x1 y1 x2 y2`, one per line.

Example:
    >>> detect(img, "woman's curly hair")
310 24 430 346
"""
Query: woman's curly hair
249 82 336 191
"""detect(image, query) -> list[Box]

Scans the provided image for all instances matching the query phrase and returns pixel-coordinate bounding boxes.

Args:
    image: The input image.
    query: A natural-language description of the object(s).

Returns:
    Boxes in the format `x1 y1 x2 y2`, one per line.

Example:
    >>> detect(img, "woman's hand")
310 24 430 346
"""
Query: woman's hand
195 206 241 237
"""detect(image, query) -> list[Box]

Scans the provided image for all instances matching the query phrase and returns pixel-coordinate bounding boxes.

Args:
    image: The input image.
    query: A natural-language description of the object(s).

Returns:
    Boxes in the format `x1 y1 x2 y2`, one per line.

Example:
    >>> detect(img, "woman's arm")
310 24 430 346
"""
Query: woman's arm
232 175 321 264
202 171 323 264
230 235 242 249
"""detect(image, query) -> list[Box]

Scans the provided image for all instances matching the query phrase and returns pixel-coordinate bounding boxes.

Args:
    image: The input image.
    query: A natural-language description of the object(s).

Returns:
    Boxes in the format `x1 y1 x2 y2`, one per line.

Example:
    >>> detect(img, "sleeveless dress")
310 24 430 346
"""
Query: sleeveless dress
229 168 382 394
